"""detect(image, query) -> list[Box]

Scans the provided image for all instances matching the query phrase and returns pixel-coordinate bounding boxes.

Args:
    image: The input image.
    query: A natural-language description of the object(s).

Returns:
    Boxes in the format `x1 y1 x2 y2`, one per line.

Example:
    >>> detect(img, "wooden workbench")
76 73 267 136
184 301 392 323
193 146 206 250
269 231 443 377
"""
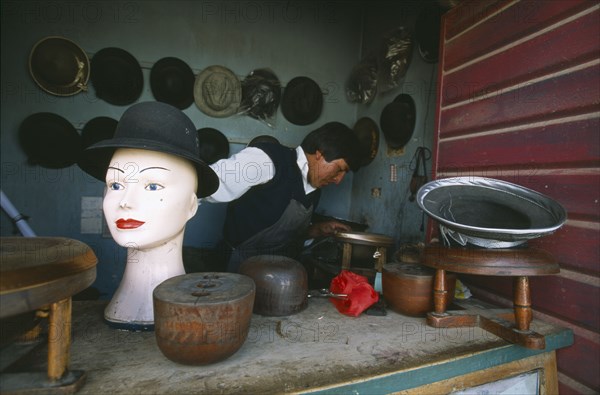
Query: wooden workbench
12 298 572 394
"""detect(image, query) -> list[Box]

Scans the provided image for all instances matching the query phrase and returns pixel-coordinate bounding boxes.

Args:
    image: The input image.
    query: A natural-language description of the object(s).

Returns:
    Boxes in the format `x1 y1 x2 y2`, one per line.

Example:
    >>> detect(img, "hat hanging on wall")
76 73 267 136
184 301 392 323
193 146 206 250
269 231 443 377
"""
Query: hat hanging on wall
416 177 567 248
19 112 82 168
377 26 413 92
197 127 230 165
415 4 444 63
194 65 241 118
346 52 378 104
81 116 118 150
281 76 323 126
150 57 195 110
90 47 144 106
239 68 282 121
248 135 280 147
380 93 416 150
353 117 379 166
28 36 90 96
78 101 218 197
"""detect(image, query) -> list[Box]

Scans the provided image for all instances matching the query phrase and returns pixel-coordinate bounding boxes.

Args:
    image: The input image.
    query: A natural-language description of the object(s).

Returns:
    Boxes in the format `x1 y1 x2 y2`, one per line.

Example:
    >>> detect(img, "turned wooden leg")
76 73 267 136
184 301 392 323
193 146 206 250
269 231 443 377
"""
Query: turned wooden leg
514 276 532 331
433 269 449 315
342 243 352 270
48 297 72 381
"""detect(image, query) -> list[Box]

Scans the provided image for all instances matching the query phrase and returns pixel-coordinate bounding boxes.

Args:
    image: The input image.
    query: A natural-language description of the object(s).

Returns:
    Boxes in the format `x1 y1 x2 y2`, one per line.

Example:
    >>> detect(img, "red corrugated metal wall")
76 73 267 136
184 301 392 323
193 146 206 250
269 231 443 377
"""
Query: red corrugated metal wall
433 1 600 393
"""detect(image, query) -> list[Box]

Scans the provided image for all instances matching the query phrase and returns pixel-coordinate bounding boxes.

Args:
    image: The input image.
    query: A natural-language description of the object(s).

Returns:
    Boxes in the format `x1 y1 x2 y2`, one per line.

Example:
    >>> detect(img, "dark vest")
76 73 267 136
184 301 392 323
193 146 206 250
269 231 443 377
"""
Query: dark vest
223 143 320 247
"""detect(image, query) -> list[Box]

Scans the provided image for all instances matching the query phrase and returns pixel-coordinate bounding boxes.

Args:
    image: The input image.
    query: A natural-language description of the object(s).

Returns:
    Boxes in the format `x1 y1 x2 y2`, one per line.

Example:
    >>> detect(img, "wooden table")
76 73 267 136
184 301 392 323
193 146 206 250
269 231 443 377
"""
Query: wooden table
9 297 572 394
0 237 97 394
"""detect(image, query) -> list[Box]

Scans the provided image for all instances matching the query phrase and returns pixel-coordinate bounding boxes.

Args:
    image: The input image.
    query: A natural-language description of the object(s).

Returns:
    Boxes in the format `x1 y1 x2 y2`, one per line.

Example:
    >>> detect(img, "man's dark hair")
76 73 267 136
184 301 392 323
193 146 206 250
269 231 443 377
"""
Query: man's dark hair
301 122 361 171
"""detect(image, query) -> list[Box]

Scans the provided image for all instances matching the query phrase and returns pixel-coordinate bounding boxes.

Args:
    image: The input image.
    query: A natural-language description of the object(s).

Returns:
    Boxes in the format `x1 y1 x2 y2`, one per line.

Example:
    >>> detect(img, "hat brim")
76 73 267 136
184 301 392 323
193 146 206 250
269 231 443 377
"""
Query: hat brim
417 177 567 243
78 137 219 198
380 94 416 149
193 66 241 118
90 47 144 106
19 112 82 168
150 57 195 110
281 76 323 125
29 36 90 96
353 117 379 166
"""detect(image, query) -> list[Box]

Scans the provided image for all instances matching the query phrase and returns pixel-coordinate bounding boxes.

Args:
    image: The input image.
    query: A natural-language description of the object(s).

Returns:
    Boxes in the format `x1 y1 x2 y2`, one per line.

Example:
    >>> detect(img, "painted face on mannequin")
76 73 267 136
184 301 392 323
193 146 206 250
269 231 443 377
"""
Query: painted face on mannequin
103 148 198 250
307 150 350 189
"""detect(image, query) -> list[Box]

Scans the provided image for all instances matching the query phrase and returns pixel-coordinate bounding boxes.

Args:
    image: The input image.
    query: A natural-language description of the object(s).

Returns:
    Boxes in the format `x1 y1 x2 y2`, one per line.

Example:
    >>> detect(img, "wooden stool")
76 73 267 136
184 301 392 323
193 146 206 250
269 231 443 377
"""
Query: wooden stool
420 244 559 349
334 231 394 273
0 237 97 394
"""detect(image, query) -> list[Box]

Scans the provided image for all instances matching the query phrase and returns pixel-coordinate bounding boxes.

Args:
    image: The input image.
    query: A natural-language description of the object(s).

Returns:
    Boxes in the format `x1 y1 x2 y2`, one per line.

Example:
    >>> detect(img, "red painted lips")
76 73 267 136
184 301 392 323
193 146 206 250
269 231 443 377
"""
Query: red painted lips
116 218 145 229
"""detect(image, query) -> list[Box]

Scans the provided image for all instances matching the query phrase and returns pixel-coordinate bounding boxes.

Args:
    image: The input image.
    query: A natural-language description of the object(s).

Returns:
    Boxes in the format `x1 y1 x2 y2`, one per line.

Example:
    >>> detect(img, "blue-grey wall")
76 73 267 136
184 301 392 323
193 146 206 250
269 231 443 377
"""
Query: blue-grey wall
1 0 438 298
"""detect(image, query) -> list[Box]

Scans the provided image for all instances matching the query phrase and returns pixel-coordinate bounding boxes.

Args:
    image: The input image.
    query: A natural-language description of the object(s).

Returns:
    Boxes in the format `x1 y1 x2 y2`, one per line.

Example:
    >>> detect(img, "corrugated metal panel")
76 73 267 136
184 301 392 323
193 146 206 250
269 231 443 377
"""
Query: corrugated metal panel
433 0 600 391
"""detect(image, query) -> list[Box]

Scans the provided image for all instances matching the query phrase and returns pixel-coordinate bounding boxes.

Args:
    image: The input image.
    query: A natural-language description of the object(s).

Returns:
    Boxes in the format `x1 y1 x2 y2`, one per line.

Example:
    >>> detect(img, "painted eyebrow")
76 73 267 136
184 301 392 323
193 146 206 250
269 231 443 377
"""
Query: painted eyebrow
140 166 170 173
107 166 124 173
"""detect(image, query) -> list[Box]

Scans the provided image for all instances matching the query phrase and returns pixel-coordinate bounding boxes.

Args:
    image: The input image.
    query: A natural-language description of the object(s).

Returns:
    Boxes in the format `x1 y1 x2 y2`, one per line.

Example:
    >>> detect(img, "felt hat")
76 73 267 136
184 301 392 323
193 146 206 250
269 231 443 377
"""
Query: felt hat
353 117 379 166
150 57 195 110
239 68 282 120
248 135 280 147
415 5 444 63
417 177 567 248
194 65 241 118
81 116 118 149
19 112 82 168
78 102 219 197
380 93 416 149
28 36 90 96
197 127 230 165
90 47 144 106
281 76 323 126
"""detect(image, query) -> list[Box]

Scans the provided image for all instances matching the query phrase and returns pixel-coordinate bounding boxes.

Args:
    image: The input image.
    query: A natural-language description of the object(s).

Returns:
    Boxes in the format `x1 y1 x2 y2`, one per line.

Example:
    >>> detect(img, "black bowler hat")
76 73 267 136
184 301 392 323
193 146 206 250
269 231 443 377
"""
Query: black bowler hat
78 102 219 198
19 112 82 168
90 47 144 106
81 116 118 150
415 5 444 64
380 93 416 150
197 127 229 165
150 57 195 110
281 76 323 126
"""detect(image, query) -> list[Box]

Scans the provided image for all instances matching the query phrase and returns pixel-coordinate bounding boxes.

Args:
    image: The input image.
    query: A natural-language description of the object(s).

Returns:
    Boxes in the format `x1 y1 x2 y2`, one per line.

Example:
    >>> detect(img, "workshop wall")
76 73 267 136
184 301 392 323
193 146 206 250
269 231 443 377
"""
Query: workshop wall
1 1 438 298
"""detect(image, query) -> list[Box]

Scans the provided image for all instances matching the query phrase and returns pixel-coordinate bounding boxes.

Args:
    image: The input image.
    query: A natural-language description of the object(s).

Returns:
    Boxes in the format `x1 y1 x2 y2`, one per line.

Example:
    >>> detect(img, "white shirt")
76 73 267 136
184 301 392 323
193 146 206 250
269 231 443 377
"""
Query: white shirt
204 146 316 203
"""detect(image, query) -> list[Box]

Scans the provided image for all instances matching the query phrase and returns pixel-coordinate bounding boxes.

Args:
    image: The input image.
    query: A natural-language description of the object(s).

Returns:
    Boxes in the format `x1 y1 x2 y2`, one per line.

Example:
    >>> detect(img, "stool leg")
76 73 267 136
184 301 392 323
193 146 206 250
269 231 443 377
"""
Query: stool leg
433 269 449 315
513 276 532 331
342 243 352 270
48 297 72 381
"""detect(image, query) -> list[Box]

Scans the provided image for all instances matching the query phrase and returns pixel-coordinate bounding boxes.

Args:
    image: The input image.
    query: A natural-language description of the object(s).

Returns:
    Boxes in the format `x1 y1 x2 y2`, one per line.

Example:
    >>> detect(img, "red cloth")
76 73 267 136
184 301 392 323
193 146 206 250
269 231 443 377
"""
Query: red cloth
329 270 379 317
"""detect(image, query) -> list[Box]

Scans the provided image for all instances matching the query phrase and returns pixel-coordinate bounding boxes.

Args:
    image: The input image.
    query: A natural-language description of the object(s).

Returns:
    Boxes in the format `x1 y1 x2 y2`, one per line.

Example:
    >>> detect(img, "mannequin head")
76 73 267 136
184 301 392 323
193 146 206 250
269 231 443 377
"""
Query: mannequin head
103 148 198 250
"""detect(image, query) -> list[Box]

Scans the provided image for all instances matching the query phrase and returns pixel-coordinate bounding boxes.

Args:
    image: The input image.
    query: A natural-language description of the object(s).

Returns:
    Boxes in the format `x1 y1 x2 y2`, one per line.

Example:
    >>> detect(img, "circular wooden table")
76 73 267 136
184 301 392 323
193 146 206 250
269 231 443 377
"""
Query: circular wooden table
420 244 559 349
0 237 97 393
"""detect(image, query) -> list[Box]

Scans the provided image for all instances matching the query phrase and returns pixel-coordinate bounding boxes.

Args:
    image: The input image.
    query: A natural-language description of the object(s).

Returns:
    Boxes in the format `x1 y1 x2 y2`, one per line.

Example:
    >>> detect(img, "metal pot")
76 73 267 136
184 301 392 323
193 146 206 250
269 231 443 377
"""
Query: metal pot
382 262 456 317
153 272 255 365
239 255 308 316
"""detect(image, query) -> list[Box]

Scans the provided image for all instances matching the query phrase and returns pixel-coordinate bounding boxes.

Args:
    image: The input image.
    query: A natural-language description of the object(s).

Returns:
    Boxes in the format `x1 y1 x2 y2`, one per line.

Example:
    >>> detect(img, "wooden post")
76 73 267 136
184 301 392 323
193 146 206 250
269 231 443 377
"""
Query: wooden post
513 276 532 332
433 269 448 315
47 297 72 381
341 243 352 270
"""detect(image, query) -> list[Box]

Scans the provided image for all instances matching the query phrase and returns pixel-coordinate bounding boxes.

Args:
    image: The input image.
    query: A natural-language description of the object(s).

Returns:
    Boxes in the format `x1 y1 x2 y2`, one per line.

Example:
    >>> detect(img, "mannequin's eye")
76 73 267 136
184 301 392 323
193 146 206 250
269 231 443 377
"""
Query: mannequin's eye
145 183 164 191
109 182 124 191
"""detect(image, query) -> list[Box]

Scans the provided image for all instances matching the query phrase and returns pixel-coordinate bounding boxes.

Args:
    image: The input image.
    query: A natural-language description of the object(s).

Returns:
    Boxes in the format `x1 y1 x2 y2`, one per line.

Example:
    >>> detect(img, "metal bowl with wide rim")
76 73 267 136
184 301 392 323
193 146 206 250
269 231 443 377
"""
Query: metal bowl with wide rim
417 176 567 248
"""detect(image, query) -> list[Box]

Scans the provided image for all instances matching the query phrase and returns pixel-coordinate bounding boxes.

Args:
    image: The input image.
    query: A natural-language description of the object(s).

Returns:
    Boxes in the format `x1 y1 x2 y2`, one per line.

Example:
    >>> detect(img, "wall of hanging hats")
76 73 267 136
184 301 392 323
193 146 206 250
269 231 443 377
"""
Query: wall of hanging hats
24 34 336 169
23 33 335 171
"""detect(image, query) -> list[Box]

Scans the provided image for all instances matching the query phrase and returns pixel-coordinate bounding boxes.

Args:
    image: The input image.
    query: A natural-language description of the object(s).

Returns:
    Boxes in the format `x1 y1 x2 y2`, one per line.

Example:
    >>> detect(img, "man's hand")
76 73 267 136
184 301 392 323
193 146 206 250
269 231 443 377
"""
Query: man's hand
307 220 352 238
